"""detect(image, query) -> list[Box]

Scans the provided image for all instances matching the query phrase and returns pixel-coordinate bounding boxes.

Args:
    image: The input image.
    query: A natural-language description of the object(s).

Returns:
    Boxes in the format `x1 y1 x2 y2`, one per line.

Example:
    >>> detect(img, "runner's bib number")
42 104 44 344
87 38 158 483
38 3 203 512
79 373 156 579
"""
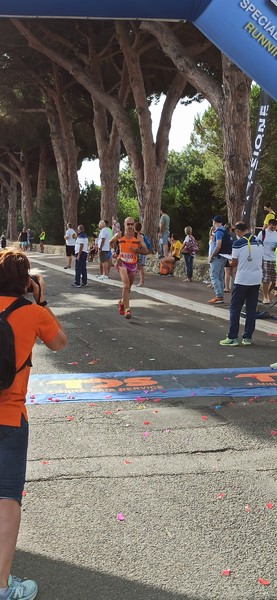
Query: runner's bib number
121 252 135 263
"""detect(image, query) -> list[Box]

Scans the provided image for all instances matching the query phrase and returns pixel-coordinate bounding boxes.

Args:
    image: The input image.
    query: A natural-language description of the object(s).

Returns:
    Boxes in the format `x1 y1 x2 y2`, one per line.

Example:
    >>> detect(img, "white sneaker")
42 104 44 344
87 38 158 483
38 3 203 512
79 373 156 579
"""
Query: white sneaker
98 275 109 280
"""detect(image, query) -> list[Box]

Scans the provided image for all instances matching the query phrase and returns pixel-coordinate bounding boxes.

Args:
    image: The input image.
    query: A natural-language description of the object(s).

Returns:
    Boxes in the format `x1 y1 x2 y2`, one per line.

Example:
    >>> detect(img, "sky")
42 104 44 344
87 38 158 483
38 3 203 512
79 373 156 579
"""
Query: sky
77 96 209 187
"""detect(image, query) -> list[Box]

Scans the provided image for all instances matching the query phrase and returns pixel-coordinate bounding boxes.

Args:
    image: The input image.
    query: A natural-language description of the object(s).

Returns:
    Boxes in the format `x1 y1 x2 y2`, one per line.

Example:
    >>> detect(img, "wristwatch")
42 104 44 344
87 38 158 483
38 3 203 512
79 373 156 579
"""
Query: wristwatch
37 300 48 307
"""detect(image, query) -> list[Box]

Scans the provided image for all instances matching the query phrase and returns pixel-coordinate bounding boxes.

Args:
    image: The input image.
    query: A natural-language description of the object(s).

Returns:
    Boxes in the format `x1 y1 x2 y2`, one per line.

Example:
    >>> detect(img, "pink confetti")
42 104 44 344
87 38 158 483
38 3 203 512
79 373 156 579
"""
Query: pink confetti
66 416 74 421
201 415 208 421
143 420 150 425
104 411 112 415
224 377 231 380
221 569 231 576
266 502 273 509
68 361 78 365
153 410 159 413
216 493 225 499
116 513 125 522
164 428 171 433
143 431 149 438
258 578 270 586
30 394 35 399
41 460 49 465
271 430 277 436
245 505 251 513
88 403 96 407
22 490 27 497
268 332 277 336
123 460 131 465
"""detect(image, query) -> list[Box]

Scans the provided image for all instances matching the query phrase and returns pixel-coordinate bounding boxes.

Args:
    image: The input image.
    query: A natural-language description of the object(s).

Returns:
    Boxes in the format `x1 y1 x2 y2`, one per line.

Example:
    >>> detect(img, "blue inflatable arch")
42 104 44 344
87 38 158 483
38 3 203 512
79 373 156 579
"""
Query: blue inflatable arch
0 0 276 100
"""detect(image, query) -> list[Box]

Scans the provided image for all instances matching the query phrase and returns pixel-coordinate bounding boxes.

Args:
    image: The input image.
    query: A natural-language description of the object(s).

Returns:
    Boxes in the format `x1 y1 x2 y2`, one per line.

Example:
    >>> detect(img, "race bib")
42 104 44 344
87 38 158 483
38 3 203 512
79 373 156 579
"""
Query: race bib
121 252 134 263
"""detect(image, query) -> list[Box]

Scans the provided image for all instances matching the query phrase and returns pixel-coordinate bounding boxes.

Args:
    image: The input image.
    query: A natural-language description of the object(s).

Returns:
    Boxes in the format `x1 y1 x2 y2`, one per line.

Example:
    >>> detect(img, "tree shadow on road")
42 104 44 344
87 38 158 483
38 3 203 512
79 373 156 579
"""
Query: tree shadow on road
15 550 197 600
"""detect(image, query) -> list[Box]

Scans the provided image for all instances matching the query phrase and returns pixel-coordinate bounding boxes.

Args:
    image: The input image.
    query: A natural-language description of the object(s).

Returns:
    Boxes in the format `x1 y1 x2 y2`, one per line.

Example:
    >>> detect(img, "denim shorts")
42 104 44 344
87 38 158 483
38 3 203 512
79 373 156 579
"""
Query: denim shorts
0 415 29 505
160 232 169 245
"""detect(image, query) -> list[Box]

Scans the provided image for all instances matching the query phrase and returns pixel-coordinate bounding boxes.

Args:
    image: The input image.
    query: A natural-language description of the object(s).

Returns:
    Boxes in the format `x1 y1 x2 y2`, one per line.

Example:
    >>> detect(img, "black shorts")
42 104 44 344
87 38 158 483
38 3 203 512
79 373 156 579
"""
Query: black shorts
66 245 75 257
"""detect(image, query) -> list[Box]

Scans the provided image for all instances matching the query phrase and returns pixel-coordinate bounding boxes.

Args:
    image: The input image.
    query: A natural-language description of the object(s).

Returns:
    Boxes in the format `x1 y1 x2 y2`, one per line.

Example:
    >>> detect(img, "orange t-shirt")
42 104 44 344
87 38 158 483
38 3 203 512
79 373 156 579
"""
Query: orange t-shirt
0 297 59 426
119 236 140 264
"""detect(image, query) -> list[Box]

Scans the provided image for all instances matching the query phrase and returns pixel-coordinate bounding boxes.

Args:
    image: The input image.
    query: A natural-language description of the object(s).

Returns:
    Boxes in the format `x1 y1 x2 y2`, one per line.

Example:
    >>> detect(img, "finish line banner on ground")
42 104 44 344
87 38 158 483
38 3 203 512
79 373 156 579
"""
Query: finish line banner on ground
1 0 276 101
26 367 277 404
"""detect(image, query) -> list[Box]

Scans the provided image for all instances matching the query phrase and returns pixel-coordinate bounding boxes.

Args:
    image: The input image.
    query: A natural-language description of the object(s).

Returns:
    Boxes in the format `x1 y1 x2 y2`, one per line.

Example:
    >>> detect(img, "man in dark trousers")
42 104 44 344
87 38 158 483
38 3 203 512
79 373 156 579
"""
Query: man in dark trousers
220 222 263 347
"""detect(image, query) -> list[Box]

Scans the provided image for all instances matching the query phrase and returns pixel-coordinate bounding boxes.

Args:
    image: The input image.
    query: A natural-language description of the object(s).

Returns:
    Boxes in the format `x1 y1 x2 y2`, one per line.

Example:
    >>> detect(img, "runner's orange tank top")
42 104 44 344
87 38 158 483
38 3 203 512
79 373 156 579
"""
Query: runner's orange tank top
119 236 140 264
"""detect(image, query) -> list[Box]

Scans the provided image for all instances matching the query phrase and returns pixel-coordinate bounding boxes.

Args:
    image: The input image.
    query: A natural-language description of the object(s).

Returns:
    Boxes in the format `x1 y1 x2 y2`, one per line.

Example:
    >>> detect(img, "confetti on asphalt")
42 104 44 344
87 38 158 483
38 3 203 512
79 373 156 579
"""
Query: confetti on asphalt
22 491 27 497
266 502 273 509
214 405 221 410
68 361 78 365
123 460 131 465
143 421 150 425
258 578 270 586
271 430 277 436
88 403 97 407
201 415 208 421
245 505 251 513
66 416 74 421
153 410 159 413
224 377 231 380
116 513 125 522
104 411 112 415
143 431 149 438
216 493 225 499
221 569 231 576
164 428 171 433
41 460 49 465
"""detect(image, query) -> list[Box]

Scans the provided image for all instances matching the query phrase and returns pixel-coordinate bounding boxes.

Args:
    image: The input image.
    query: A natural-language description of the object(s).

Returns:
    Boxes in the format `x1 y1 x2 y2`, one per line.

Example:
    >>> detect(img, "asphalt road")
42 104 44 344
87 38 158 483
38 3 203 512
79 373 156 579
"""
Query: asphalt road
14 260 277 600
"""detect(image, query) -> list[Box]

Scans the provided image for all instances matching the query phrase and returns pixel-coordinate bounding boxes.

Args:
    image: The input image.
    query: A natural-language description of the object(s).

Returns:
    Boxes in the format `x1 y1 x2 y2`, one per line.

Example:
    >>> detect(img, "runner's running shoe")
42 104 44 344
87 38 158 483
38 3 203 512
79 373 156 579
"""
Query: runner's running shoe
118 300 125 315
125 308 131 319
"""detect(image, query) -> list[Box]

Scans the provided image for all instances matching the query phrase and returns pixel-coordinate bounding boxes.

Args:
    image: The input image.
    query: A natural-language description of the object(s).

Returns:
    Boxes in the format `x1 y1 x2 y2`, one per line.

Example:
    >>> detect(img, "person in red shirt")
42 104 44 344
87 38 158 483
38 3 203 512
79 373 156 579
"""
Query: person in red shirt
0 248 67 600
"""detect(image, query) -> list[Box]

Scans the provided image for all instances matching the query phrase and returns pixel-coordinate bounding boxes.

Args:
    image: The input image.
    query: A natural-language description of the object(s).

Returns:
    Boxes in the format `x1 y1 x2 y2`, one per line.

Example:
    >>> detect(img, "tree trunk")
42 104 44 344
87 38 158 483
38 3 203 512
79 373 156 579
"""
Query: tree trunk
7 175 18 240
45 96 79 229
219 56 252 225
19 152 33 226
36 144 48 211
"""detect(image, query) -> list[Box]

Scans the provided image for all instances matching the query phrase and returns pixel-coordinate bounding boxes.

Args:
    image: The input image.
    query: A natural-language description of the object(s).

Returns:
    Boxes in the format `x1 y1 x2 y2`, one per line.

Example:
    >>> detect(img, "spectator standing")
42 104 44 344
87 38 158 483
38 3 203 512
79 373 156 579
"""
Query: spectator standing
98 220 111 280
208 215 232 304
257 218 277 303
159 207 170 257
135 223 151 287
64 223 76 269
220 221 263 346
27 229 34 251
0 248 66 600
181 226 197 282
39 228 45 253
263 202 275 230
112 216 121 236
0 234 6 249
224 223 236 292
18 228 28 251
71 224 88 287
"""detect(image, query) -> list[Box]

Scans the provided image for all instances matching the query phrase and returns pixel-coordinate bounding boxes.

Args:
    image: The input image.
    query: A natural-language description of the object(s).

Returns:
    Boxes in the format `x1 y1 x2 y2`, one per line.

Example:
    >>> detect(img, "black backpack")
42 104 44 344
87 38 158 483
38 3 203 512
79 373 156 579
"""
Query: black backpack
0 296 32 392
220 228 233 255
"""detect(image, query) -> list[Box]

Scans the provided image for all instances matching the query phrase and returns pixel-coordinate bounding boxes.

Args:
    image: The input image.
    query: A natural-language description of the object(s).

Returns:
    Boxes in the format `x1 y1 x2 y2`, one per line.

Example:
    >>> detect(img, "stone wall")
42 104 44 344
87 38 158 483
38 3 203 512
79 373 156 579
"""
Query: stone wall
8 242 210 282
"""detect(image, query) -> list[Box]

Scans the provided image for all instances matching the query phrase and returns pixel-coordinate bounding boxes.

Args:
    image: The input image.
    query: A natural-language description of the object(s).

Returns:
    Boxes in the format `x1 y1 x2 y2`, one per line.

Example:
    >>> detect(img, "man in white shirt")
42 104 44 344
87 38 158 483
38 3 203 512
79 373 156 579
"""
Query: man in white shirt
220 222 263 347
71 225 88 287
64 223 76 269
257 219 277 303
98 220 111 280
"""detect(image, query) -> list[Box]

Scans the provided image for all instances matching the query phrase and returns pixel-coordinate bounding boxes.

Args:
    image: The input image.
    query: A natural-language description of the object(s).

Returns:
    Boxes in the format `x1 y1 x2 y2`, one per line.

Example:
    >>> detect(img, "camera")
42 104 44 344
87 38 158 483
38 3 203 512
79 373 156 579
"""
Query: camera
27 275 39 293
